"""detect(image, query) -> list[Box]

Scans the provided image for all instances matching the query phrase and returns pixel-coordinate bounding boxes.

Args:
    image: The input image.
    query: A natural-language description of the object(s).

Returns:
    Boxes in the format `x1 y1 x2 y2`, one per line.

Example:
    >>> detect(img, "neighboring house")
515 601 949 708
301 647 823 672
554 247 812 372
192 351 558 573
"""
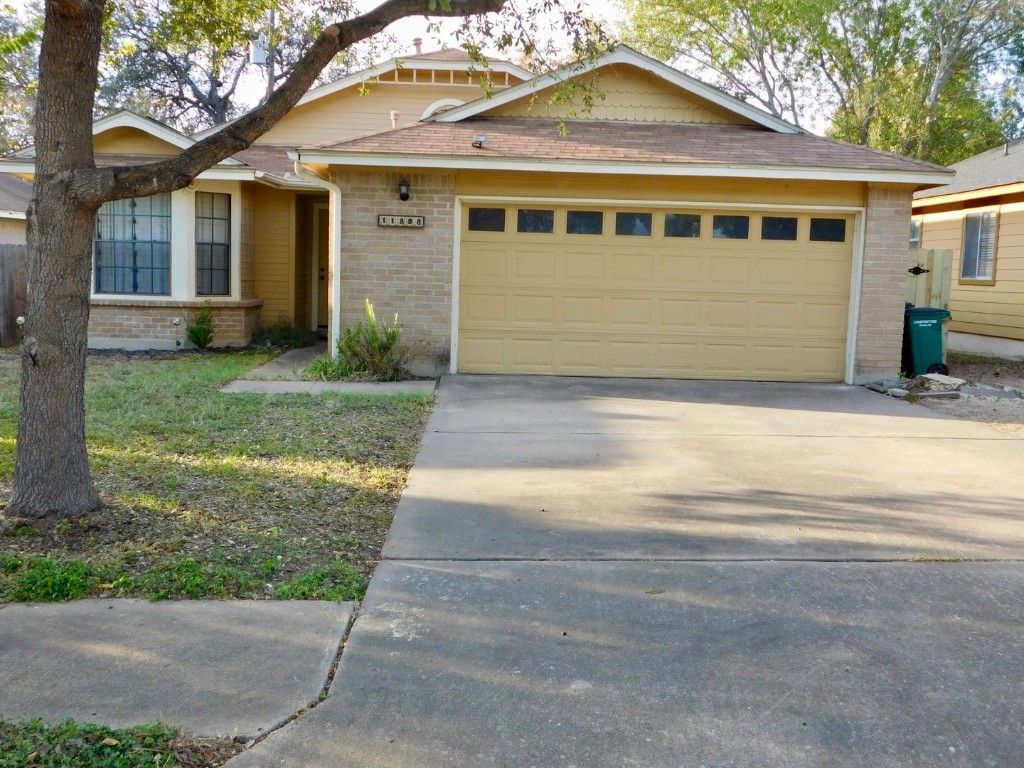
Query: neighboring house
913 140 1024 359
0 173 31 244
1 44 952 381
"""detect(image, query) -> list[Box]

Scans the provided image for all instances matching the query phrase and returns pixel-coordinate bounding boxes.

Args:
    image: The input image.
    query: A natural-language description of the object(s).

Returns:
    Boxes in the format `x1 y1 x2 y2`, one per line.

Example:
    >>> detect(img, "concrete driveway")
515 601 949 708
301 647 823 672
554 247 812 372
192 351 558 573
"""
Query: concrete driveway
233 377 1024 768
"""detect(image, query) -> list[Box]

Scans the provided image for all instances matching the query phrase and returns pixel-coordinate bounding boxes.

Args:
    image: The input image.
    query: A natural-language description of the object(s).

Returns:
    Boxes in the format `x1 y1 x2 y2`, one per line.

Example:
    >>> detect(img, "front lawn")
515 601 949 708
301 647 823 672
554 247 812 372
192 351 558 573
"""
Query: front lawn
0 351 433 602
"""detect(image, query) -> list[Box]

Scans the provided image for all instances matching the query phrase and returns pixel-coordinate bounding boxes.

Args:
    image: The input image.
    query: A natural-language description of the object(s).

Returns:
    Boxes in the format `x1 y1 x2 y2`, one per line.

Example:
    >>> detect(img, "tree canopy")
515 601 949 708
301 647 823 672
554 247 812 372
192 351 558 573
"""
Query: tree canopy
620 0 1024 165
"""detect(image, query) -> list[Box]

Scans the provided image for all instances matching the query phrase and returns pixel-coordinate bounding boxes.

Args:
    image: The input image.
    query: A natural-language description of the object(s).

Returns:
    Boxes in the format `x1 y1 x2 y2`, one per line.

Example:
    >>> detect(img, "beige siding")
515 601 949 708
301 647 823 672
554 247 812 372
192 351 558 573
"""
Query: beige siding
93 127 181 156
457 171 866 208
257 81 498 147
919 202 1024 341
240 185 257 300
490 64 755 124
253 186 296 324
0 218 25 245
293 194 327 329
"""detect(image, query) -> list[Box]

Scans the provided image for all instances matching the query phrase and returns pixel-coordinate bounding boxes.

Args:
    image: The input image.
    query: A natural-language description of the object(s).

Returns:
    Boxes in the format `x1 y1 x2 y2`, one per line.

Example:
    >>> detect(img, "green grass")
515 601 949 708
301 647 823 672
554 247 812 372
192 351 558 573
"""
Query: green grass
0 718 242 767
0 718 178 768
0 351 434 602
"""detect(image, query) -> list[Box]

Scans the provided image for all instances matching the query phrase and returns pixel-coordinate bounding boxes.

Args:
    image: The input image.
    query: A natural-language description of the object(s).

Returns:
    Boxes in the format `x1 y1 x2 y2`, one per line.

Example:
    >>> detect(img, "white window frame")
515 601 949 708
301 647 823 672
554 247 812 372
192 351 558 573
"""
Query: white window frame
909 216 922 250
960 209 997 282
91 180 242 301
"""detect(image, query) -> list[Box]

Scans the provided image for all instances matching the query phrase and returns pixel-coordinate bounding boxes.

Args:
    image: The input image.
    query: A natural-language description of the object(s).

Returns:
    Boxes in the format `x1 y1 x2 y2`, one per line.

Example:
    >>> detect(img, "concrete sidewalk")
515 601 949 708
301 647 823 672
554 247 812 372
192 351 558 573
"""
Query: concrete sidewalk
0 600 353 739
222 345 437 395
228 376 1024 767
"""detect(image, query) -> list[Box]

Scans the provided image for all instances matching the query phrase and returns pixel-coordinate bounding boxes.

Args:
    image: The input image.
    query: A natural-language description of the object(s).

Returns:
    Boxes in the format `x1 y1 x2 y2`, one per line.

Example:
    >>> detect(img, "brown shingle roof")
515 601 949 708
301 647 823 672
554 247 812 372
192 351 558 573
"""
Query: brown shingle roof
915 138 1024 200
234 145 296 176
306 118 948 175
0 174 31 214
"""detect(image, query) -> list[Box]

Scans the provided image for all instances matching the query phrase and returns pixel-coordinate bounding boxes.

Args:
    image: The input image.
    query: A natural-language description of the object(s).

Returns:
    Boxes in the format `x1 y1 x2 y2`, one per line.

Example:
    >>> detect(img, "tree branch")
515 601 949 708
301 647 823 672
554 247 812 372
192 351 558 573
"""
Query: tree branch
83 0 508 204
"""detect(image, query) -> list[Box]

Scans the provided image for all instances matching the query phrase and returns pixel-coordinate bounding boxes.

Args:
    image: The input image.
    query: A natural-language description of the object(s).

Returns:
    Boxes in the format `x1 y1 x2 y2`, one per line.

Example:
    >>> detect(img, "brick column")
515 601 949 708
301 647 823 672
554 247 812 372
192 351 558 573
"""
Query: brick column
854 184 914 382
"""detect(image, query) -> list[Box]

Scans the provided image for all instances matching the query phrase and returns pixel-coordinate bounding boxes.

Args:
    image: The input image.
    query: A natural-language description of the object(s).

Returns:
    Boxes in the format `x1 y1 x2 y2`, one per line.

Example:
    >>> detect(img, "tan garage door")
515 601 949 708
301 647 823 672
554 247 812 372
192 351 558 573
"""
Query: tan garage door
458 204 854 381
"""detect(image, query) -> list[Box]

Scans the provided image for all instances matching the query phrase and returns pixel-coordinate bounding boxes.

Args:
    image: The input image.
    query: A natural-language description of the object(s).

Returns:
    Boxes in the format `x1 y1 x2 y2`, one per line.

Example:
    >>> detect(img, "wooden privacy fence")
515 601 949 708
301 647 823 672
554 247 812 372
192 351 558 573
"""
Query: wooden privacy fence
0 244 27 347
907 248 952 309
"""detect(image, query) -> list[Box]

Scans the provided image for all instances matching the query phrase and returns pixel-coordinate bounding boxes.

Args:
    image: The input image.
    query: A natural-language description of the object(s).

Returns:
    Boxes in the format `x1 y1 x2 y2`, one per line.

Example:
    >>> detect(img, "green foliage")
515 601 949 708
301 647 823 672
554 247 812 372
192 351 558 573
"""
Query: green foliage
252 319 317 349
306 299 411 382
0 557 113 602
274 560 365 600
186 304 216 350
112 554 276 601
0 718 179 768
621 0 1022 164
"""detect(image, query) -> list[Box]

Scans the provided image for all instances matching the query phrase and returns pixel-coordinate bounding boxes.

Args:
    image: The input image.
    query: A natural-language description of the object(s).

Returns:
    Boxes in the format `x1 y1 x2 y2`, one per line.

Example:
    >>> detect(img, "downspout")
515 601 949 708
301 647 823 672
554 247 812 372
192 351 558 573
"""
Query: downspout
293 158 343 357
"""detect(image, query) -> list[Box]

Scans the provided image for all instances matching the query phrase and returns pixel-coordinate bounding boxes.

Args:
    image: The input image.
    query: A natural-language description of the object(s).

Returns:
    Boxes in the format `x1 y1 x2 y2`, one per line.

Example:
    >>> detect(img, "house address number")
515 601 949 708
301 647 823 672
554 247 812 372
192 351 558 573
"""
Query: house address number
378 214 425 228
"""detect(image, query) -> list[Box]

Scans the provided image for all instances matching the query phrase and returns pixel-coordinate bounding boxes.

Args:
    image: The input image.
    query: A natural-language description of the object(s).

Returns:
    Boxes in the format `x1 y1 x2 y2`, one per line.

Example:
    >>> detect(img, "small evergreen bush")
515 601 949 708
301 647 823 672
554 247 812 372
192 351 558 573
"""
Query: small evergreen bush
186 304 216 350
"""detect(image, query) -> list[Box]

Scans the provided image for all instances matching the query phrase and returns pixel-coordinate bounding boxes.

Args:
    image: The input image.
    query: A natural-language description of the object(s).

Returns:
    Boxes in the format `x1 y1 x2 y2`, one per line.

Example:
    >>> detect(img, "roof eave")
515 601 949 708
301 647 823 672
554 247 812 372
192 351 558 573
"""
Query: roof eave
914 181 1024 207
293 149 953 186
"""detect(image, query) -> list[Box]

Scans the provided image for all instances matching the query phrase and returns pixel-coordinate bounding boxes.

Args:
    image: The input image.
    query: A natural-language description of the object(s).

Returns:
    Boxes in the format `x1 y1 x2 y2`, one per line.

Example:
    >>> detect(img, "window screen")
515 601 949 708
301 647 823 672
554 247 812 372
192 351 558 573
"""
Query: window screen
961 211 996 280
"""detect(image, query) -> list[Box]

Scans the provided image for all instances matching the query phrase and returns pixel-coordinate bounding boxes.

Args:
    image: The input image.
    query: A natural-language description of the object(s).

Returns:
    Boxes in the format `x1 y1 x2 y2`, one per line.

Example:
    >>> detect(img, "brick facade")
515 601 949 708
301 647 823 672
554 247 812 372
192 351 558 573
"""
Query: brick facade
333 170 455 363
854 183 915 382
88 299 262 350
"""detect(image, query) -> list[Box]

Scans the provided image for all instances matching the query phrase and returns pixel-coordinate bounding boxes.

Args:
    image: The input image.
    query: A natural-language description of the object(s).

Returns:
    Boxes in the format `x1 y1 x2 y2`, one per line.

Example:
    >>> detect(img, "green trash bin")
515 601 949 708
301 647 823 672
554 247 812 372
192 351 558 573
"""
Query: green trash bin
902 305 951 377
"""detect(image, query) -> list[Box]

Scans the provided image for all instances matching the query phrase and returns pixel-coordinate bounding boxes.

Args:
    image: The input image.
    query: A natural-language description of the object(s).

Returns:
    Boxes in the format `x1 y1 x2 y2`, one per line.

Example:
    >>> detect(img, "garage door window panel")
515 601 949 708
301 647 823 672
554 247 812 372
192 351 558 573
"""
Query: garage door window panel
567 211 604 235
517 209 555 233
960 210 997 282
761 216 798 241
665 213 701 238
615 212 653 236
468 207 506 232
810 218 847 242
712 215 749 239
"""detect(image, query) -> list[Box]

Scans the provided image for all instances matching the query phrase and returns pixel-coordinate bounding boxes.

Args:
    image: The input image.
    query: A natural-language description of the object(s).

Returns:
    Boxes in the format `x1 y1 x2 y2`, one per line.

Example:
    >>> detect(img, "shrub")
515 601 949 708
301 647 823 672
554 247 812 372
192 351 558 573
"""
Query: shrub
253 318 316 349
304 299 410 382
186 304 216 349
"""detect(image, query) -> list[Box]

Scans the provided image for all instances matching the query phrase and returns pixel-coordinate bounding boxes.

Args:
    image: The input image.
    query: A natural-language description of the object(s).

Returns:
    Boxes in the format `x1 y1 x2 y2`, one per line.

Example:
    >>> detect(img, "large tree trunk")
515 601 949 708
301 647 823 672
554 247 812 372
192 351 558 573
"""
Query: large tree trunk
8 0 105 519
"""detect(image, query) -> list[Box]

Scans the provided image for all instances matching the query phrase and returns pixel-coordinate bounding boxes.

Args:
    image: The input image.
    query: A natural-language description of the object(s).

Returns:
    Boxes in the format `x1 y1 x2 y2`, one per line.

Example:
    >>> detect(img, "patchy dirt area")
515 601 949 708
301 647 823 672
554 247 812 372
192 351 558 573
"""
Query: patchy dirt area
914 353 1024 435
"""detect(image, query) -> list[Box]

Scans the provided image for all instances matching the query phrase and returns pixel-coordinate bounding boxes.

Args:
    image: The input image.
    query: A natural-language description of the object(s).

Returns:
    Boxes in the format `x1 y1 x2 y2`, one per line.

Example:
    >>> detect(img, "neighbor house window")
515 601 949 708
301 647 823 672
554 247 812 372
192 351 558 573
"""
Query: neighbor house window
196 192 231 296
94 193 171 295
909 217 922 249
468 207 506 232
713 215 749 239
961 210 997 281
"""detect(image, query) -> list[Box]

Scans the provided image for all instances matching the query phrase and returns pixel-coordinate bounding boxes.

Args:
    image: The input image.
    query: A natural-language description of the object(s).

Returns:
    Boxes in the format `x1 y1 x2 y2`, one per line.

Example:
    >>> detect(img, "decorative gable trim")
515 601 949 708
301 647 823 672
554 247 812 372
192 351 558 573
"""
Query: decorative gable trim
432 46 803 135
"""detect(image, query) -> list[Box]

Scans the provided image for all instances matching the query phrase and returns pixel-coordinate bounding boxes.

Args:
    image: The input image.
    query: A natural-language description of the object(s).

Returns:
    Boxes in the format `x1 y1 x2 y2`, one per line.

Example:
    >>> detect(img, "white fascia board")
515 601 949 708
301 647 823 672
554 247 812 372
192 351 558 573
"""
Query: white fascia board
0 210 26 220
196 168 259 180
91 110 196 149
295 150 953 186
432 46 803 135
0 161 36 174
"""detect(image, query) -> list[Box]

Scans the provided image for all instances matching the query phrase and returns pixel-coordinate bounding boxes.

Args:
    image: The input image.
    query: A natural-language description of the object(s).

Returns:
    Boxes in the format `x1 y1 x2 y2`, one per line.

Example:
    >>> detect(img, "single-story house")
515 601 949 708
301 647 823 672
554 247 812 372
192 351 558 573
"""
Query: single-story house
0 173 31 244
2 44 952 381
913 140 1024 359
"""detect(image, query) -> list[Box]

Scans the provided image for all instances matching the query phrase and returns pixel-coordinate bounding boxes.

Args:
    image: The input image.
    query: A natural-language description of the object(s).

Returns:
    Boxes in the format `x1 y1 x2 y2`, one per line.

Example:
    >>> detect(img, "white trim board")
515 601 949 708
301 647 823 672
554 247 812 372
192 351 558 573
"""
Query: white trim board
294 150 950 186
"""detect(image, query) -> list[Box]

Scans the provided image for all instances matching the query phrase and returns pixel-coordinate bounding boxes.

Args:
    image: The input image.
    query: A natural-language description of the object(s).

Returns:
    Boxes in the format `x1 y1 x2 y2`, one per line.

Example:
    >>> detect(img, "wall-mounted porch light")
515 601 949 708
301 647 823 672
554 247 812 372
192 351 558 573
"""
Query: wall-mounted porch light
398 179 410 201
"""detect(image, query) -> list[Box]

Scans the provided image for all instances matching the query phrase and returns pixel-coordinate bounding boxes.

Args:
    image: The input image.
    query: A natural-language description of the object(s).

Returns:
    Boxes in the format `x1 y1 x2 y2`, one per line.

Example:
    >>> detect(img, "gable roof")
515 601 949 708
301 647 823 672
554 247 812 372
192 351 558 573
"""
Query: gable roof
0 174 31 217
295 117 951 185
915 138 1024 201
191 49 533 141
431 45 804 135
